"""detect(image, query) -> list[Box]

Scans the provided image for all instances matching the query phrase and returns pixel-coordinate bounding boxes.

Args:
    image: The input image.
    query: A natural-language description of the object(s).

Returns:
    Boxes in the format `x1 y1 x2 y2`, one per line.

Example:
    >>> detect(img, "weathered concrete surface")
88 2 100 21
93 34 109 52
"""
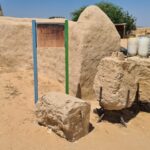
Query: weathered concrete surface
69 5 120 99
94 52 150 110
94 52 137 110
35 92 91 142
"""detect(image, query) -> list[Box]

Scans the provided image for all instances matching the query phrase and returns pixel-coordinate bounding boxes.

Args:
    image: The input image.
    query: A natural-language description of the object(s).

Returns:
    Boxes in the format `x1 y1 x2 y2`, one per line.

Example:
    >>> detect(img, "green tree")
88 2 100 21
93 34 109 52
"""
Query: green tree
71 1 136 34
0 4 3 16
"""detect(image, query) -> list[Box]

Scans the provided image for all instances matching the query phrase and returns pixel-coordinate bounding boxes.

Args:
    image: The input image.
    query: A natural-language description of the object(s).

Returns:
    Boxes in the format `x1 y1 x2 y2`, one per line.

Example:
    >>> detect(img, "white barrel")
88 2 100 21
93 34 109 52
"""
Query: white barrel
127 38 138 56
138 37 150 57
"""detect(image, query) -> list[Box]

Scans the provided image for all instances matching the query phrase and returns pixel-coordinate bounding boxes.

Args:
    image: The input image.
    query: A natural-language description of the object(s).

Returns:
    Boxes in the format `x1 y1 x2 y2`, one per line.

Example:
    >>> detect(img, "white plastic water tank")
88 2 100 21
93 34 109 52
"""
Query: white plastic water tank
138 37 150 57
127 38 138 56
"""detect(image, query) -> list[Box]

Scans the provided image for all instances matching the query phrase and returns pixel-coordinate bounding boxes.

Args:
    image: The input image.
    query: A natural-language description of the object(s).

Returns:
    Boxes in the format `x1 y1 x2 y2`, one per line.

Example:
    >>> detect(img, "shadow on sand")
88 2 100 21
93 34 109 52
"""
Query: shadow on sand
94 83 150 126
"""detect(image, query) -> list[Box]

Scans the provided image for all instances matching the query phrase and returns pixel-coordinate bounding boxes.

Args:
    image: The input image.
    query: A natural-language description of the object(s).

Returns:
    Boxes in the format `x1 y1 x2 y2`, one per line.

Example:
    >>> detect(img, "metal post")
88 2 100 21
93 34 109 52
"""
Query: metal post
32 20 38 103
65 20 69 94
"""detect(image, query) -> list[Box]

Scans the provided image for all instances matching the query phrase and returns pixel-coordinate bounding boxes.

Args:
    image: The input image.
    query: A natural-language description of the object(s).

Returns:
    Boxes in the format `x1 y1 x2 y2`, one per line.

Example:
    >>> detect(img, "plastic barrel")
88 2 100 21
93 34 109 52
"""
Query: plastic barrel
127 38 138 56
138 37 150 57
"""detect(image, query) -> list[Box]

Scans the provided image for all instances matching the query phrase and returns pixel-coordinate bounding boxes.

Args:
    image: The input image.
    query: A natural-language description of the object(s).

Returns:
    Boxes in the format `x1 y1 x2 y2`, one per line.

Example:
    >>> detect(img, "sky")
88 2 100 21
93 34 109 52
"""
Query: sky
0 0 150 27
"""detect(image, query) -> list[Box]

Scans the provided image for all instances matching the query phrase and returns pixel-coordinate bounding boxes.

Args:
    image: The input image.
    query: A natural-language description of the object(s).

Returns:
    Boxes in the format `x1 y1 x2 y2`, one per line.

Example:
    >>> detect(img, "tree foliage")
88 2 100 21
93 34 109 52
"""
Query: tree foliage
0 4 3 16
71 1 136 34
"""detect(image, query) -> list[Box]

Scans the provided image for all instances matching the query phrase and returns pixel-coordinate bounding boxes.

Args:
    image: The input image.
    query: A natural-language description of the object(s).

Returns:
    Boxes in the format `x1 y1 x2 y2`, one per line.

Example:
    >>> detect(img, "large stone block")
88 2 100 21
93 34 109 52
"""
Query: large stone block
128 57 150 103
69 5 120 99
35 92 91 142
94 52 150 110
94 52 137 110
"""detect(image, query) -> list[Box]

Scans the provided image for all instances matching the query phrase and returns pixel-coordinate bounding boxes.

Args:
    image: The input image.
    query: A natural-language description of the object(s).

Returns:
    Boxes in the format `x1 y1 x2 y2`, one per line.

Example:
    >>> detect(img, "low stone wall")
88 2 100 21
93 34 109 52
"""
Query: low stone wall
0 17 69 94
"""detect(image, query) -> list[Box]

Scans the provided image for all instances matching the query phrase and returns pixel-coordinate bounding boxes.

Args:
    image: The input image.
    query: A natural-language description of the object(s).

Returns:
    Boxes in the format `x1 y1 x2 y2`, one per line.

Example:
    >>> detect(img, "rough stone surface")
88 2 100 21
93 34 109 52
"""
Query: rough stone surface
35 92 91 142
94 52 150 110
94 52 137 110
128 57 150 103
69 5 120 99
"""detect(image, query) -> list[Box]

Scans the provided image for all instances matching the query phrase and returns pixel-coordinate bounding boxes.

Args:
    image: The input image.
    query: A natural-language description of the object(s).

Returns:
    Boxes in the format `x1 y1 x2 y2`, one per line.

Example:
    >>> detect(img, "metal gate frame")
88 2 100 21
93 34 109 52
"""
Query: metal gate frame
32 20 69 104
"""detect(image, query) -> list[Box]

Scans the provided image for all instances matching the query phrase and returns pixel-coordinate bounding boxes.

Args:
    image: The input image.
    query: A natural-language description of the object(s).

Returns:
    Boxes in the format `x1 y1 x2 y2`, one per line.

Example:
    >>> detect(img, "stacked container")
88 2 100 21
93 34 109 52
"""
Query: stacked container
127 38 138 56
138 37 150 57
127 36 150 57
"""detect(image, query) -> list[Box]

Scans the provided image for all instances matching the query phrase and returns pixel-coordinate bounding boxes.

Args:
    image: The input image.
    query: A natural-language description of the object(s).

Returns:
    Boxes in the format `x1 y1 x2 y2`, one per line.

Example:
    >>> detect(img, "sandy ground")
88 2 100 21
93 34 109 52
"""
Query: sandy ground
121 38 128 49
0 39 150 150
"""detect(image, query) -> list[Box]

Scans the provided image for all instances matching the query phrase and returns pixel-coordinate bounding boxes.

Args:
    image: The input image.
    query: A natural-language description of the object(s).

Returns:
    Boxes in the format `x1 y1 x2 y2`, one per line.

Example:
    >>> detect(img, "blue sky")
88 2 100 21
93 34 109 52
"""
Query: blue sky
0 0 150 27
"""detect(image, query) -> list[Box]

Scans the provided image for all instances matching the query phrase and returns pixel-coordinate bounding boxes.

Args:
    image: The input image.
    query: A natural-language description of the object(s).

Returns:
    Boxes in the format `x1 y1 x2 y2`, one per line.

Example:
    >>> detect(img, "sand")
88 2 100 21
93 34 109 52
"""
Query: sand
0 61 150 150
121 38 128 49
